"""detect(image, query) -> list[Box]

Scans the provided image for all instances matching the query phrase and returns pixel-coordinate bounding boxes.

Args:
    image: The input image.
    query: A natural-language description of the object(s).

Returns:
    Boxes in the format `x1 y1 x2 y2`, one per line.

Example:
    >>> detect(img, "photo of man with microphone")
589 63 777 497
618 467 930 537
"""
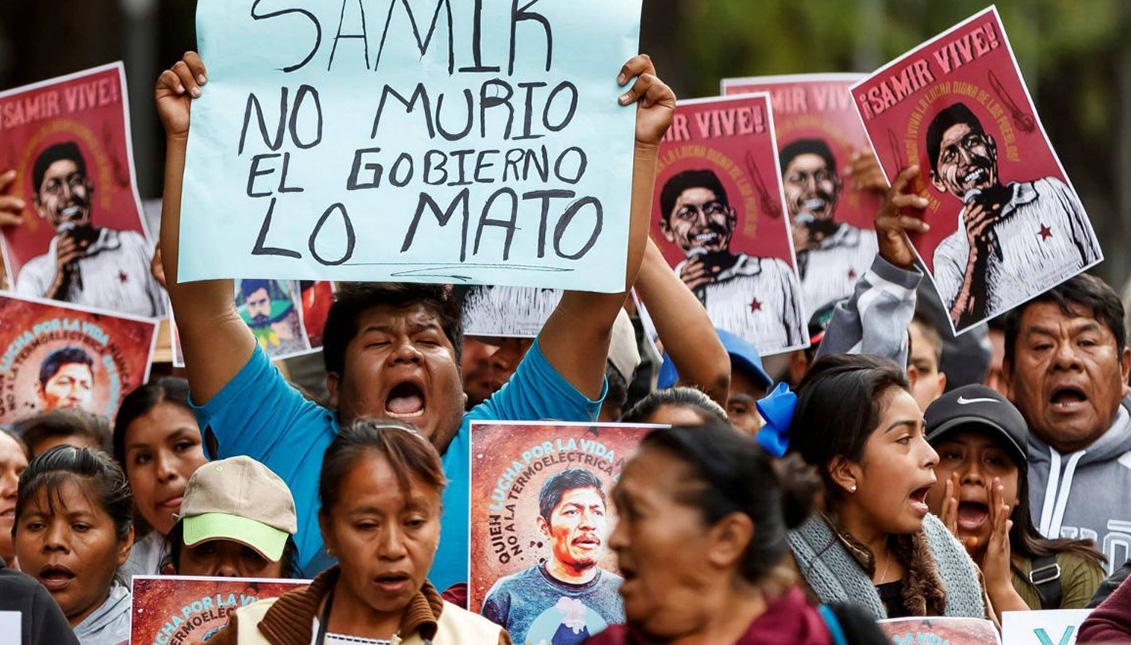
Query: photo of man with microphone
927 103 1099 329
15 141 165 317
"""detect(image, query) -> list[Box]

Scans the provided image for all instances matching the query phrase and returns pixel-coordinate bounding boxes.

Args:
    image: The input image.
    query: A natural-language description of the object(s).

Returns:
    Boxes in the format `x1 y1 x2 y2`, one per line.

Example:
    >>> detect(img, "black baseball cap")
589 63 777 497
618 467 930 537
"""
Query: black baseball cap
924 384 1029 467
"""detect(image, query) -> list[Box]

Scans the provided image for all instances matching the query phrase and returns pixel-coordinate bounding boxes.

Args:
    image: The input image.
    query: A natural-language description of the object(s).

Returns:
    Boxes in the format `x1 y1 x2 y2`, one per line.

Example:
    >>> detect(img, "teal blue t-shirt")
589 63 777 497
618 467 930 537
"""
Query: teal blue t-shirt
192 339 604 591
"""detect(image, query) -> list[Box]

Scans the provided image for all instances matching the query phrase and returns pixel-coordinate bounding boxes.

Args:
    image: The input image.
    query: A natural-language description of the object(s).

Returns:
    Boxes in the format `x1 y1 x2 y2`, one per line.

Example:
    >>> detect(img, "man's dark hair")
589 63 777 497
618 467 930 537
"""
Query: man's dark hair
1003 274 1126 369
32 141 87 194
38 346 94 388
926 103 986 171
779 138 837 175
321 283 463 376
621 386 729 425
15 409 111 457
539 468 605 523
659 169 729 222
240 279 275 301
910 312 944 367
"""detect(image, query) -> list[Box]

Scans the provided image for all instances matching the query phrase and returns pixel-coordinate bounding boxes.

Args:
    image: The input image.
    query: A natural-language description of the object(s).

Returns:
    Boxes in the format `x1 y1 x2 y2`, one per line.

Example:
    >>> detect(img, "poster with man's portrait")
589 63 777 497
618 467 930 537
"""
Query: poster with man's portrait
170 280 335 367
131 575 308 645
470 421 654 645
458 286 563 339
722 74 882 315
651 93 809 356
879 616 1001 645
852 7 1101 334
0 292 157 424
0 62 166 319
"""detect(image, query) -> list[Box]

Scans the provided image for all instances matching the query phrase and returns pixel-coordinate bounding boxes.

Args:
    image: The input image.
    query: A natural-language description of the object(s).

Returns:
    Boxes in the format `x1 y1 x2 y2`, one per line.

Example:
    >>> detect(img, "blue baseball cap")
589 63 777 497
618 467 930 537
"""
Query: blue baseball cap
657 328 773 391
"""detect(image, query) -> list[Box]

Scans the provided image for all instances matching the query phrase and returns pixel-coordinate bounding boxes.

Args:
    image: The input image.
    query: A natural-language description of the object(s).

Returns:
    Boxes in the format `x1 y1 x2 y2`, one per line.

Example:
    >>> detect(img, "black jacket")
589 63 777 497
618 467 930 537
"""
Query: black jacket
0 557 79 645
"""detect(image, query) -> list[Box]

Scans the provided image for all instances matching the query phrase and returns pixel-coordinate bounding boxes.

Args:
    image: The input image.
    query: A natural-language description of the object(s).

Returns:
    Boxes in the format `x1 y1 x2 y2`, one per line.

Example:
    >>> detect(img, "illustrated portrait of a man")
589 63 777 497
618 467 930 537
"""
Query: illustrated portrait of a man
659 169 805 351
15 141 166 318
779 138 878 314
36 346 95 413
927 103 1100 328
237 279 309 357
481 468 624 645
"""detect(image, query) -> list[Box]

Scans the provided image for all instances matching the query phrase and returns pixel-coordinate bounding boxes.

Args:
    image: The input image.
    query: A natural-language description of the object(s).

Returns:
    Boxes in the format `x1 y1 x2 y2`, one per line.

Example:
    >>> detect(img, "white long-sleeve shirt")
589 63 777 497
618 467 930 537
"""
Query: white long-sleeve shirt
799 223 879 315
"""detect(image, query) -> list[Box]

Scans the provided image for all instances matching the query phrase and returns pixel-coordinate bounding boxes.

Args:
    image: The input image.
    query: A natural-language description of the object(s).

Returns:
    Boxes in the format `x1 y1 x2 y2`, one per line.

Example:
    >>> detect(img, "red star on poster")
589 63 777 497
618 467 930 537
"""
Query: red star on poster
1038 224 1053 240
848 268 857 280
749 298 762 312
119 271 128 283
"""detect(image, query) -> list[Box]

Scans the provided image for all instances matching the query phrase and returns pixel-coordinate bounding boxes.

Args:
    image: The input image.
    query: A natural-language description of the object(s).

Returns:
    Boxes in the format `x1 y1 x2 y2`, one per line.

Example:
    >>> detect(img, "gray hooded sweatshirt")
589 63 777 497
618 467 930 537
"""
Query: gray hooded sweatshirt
74 583 130 645
1029 395 1131 576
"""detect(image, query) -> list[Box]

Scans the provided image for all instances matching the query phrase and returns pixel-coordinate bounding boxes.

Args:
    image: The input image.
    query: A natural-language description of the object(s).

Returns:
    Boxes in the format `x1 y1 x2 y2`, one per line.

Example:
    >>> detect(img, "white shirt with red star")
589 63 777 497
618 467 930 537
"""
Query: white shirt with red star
798 223 879 315
932 177 1100 320
15 226 166 318
675 253 807 354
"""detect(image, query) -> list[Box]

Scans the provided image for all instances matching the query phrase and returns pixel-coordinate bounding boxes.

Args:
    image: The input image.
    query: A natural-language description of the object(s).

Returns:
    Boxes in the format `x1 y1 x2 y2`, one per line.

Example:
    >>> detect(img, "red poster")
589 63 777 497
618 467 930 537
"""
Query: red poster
852 7 1101 333
0 293 156 424
722 74 882 314
652 94 809 356
0 63 165 319
170 280 335 367
470 421 654 644
130 575 307 645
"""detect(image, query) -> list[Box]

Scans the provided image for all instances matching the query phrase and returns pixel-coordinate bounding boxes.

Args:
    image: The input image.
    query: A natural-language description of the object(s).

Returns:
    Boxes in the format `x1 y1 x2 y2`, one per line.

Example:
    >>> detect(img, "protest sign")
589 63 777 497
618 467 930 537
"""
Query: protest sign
851 7 1101 334
180 0 643 293
130 575 308 645
0 613 17 645
1001 609 1091 645
0 293 157 424
0 62 166 319
170 279 334 367
652 93 808 356
458 285 562 338
722 74 881 314
879 616 1001 645
470 420 654 643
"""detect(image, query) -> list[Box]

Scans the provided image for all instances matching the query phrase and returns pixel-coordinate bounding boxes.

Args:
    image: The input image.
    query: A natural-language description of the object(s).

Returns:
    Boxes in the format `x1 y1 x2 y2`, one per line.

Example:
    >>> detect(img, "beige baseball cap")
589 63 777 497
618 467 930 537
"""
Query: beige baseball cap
177 456 297 562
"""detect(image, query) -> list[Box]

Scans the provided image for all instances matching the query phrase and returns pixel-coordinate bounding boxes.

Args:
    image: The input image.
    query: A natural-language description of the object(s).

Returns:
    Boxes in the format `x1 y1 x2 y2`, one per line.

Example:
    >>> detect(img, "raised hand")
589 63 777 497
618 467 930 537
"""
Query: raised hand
940 472 961 539
617 55 676 148
156 51 207 140
874 165 930 270
846 149 888 194
0 170 26 228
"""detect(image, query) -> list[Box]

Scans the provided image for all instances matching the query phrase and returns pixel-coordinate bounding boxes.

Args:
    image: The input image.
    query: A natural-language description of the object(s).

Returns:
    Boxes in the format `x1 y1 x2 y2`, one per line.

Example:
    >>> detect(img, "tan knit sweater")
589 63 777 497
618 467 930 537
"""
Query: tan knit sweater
199 567 510 645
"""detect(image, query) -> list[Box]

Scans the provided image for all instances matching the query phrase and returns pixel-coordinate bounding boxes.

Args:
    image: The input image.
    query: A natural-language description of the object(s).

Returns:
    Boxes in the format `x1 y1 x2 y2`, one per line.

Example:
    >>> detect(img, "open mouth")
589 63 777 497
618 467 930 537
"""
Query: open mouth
692 231 720 245
385 381 426 420
160 495 184 509
0 506 13 520
373 572 411 591
38 565 75 591
962 168 988 187
957 501 989 531
60 205 83 219
573 535 601 549
801 198 826 212
909 486 931 515
1050 385 1088 413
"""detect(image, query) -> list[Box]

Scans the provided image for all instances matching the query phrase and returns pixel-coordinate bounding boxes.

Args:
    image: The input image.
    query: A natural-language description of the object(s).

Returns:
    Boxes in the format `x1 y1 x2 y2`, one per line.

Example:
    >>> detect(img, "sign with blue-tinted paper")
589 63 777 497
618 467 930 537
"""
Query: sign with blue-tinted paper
180 0 642 291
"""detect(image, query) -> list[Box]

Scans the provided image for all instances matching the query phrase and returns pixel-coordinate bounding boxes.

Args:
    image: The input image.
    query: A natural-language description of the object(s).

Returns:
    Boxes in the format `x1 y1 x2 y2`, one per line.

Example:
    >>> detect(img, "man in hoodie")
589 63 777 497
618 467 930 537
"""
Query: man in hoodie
1002 274 1131 573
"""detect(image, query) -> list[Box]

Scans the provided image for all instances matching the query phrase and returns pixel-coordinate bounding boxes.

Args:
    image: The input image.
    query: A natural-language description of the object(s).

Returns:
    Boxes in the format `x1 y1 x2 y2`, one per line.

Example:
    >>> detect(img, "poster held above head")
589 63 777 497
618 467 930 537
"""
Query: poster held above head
458 285 563 338
180 0 643 292
722 74 882 315
651 93 809 357
851 7 1102 335
0 292 157 425
0 63 166 319
470 420 655 644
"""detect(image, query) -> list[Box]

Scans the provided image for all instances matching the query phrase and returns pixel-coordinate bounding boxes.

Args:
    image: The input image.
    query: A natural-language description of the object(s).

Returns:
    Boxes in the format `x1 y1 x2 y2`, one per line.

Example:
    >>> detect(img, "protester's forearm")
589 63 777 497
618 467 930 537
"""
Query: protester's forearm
988 582 1029 620
636 239 729 405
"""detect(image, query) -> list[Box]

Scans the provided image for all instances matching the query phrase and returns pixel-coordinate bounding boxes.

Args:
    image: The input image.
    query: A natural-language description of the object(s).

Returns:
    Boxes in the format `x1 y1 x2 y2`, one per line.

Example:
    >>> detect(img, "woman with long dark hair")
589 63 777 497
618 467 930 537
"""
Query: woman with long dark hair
924 384 1105 613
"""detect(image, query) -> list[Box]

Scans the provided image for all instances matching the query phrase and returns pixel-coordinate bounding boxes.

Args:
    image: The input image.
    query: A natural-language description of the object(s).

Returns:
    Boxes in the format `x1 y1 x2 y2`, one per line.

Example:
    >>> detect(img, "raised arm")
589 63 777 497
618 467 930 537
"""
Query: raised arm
539 55 675 398
635 237 729 405
156 52 256 403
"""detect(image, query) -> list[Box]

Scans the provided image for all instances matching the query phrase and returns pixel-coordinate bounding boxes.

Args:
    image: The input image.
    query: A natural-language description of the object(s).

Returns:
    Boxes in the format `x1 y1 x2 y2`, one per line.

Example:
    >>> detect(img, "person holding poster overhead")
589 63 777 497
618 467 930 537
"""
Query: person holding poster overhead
155 49 675 592
927 103 1099 328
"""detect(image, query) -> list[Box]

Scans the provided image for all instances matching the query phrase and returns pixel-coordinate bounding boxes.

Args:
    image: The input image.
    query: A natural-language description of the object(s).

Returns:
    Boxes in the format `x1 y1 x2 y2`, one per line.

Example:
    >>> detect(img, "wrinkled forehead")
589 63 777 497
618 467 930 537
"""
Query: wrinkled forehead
939 122 981 149
1019 301 1115 340
553 486 606 511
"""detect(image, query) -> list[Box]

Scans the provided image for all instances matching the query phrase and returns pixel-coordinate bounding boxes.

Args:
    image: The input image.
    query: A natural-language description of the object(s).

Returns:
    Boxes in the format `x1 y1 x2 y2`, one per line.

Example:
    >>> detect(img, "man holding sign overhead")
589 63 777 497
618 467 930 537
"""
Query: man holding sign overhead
156 27 672 600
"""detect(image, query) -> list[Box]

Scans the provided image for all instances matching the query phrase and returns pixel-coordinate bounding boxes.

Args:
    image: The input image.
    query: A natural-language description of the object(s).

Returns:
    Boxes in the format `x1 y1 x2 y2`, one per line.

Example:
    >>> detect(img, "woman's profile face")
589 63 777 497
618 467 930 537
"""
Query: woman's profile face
849 389 939 536
123 402 207 535
320 452 442 614
14 478 131 626
178 537 285 579
608 447 719 639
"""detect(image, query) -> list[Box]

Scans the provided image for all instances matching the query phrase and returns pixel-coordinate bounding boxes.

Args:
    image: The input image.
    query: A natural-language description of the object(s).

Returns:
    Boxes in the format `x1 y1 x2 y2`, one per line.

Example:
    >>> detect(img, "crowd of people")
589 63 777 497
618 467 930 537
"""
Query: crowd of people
3 43 1131 645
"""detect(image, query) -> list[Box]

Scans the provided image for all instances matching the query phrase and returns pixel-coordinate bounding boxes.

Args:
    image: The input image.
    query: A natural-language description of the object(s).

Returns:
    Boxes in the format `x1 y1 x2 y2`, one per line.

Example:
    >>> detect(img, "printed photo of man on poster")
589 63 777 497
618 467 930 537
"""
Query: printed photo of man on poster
659 167 805 351
15 141 165 318
236 279 310 358
481 468 624 645
35 346 95 413
926 102 1099 327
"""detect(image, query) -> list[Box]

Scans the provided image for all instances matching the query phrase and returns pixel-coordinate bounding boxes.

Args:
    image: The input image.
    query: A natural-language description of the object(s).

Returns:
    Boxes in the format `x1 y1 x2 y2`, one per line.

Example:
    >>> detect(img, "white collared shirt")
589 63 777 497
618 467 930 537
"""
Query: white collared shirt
15 226 166 318
676 252 806 354
799 223 879 314
933 178 1100 318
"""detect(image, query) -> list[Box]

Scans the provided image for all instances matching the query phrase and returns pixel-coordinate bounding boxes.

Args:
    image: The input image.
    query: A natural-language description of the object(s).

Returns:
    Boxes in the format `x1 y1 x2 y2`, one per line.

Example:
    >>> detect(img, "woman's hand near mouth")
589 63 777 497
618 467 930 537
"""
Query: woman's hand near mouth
981 478 1029 618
